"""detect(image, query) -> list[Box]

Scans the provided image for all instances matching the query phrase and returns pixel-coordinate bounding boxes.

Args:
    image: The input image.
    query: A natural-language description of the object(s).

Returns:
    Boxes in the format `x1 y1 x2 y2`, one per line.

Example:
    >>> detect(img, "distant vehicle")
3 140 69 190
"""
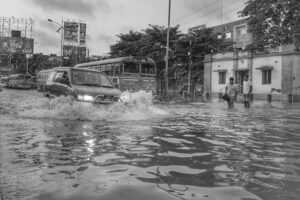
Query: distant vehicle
7 74 32 89
74 56 157 93
0 77 9 88
43 67 122 104
37 69 54 91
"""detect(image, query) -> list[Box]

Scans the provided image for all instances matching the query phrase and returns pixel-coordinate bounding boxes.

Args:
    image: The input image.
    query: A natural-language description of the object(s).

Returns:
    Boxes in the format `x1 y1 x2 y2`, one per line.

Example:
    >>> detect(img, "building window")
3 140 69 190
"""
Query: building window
219 72 226 84
234 25 247 40
262 70 272 84
236 25 246 36
225 32 232 39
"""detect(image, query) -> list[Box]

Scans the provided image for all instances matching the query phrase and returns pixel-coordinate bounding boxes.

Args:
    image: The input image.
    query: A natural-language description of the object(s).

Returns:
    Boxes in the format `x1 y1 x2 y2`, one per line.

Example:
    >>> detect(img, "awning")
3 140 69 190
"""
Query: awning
232 68 249 71
213 69 227 72
255 66 274 70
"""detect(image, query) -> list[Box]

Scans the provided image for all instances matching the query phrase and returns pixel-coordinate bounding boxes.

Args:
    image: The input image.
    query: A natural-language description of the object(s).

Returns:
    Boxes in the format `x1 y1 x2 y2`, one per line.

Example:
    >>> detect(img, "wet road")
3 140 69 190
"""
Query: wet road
0 89 300 200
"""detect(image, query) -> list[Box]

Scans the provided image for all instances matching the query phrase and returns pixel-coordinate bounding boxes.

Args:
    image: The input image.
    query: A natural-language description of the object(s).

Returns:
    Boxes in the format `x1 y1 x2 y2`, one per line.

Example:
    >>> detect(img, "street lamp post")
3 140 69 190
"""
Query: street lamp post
165 0 171 100
48 19 64 66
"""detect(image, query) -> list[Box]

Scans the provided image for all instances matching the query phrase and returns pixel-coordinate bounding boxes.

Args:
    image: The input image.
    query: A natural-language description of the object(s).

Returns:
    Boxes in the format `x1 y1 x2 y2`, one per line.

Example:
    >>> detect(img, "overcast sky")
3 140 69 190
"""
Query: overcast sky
1 0 248 56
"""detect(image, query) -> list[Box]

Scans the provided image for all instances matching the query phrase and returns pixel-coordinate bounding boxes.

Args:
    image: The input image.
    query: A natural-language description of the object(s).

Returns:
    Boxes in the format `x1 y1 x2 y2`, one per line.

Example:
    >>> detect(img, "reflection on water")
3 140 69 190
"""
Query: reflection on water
0 89 300 200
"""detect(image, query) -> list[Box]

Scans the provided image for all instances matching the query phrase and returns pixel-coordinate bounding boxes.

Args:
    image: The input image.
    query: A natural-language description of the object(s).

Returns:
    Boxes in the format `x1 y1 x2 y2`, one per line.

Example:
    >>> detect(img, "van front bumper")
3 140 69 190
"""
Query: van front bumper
77 94 120 104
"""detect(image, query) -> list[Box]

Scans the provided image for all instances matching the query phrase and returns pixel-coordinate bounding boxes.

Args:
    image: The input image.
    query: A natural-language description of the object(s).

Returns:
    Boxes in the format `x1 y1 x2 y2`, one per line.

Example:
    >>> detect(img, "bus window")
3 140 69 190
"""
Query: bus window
124 63 139 73
105 65 112 72
113 64 121 75
99 65 105 72
141 63 155 74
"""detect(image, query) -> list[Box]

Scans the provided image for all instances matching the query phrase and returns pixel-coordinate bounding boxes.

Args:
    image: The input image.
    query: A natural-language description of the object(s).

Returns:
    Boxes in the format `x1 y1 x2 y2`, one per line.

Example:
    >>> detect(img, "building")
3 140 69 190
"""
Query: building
202 18 300 102
204 45 300 101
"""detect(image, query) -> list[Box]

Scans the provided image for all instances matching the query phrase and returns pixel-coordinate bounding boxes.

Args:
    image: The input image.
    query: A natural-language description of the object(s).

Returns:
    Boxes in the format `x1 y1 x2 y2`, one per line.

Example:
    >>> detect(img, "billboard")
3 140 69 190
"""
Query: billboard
63 45 75 57
64 22 79 43
63 21 86 45
0 37 34 54
79 23 86 45
63 45 86 60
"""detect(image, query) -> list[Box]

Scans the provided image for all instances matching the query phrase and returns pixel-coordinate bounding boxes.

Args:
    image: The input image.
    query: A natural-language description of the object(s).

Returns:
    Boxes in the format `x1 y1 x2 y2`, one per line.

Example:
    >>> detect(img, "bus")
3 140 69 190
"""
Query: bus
7 74 32 89
37 69 54 91
74 57 157 93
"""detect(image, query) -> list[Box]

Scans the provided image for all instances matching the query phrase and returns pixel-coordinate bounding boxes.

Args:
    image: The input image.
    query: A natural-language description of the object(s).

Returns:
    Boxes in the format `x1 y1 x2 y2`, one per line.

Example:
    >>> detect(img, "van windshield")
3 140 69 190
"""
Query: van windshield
72 69 113 88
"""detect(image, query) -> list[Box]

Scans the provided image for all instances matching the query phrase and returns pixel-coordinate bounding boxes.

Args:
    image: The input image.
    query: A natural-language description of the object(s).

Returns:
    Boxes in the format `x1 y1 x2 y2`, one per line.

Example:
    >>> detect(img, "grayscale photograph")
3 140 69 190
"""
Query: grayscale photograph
0 0 300 199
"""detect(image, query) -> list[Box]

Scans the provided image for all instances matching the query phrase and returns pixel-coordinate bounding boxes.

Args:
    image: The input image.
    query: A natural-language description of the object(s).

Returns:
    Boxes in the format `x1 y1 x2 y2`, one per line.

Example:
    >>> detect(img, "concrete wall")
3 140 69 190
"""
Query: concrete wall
211 60 234 93
203 54 212 94
252 55 282 94
282 54 294 94
293 54 300 94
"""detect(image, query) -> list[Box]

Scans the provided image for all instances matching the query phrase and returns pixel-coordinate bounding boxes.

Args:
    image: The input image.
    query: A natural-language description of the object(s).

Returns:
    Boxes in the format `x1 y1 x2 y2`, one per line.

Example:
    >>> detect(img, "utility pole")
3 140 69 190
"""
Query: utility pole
61 20 64 66
220 0 223 24
165 0 171 99
87 48 89 61
188 39 192 93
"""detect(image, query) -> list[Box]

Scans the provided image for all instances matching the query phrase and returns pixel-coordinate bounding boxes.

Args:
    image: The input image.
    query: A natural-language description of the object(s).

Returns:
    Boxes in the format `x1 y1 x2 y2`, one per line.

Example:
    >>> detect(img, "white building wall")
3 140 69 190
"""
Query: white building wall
252 56 282 94
293 55 300 94
211 60 234 93
237 58 248 70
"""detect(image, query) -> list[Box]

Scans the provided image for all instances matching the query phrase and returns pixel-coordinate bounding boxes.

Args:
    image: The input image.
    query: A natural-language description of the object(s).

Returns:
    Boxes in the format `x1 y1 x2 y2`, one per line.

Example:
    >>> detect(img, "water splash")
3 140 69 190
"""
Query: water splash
18 90 167 121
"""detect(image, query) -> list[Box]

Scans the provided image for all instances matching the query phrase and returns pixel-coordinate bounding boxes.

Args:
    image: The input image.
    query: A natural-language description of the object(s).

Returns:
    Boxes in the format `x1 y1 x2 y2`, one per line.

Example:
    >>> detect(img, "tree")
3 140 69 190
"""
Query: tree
239 0 300 49
110 25 233 88
110 25 181 76
110 31 144 57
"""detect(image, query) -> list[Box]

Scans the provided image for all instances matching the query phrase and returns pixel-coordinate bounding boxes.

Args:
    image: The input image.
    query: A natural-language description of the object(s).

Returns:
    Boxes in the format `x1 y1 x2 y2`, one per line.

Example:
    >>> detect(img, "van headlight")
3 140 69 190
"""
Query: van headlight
77 95 94 101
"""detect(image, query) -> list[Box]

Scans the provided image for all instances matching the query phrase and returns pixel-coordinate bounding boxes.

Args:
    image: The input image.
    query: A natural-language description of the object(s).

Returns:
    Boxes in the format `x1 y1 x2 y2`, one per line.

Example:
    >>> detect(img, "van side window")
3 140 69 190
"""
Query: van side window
53 71 69 85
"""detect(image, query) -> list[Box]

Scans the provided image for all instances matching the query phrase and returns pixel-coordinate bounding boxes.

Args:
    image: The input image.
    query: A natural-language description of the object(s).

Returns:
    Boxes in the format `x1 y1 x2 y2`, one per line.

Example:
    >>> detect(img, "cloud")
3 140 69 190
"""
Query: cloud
31 0 110 18
35 29 60 49
96 33 115 45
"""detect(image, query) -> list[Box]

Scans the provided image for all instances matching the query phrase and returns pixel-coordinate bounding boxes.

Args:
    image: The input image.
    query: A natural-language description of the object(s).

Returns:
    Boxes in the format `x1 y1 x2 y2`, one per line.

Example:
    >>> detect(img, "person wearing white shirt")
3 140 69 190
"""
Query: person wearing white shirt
243 75 252 108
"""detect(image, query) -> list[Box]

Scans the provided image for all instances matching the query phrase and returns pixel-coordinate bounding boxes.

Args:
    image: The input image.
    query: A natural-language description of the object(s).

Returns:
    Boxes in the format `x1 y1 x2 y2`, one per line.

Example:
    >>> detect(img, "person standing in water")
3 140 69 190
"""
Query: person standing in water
225 77 238 109
243 75 252 108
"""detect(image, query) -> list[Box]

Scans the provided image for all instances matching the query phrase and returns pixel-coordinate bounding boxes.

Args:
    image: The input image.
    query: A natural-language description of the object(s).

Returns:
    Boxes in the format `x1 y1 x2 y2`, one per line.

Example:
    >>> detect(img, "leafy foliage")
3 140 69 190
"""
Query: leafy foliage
110 25 231 85
239 0 300 49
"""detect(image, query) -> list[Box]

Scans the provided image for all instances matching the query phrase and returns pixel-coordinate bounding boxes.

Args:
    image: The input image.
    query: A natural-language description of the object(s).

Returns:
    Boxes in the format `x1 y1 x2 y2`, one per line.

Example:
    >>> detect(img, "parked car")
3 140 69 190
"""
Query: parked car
27 76 37 89
7 74 32 89
43 67 122 104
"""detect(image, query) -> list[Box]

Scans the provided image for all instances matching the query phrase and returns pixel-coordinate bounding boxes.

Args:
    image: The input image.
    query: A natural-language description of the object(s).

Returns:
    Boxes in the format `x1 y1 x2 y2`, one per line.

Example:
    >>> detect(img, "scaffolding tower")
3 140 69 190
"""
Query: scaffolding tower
0 17 35 38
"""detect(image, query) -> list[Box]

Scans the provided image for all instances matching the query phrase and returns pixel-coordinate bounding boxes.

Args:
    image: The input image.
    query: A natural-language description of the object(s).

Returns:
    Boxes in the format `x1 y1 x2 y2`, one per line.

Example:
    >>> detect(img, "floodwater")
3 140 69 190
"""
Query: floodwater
0 89 300 200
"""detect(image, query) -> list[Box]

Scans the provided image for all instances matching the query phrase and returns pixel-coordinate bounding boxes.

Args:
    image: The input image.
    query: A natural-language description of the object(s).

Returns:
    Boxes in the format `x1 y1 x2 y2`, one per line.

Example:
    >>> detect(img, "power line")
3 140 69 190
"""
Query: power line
179 0 244 27
174 0 239 26
172 0 221 24
198 5 247 27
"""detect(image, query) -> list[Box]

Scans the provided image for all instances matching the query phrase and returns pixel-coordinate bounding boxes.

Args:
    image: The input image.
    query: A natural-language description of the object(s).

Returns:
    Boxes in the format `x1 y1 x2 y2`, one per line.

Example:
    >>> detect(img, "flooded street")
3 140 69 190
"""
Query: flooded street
1 89 300 200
